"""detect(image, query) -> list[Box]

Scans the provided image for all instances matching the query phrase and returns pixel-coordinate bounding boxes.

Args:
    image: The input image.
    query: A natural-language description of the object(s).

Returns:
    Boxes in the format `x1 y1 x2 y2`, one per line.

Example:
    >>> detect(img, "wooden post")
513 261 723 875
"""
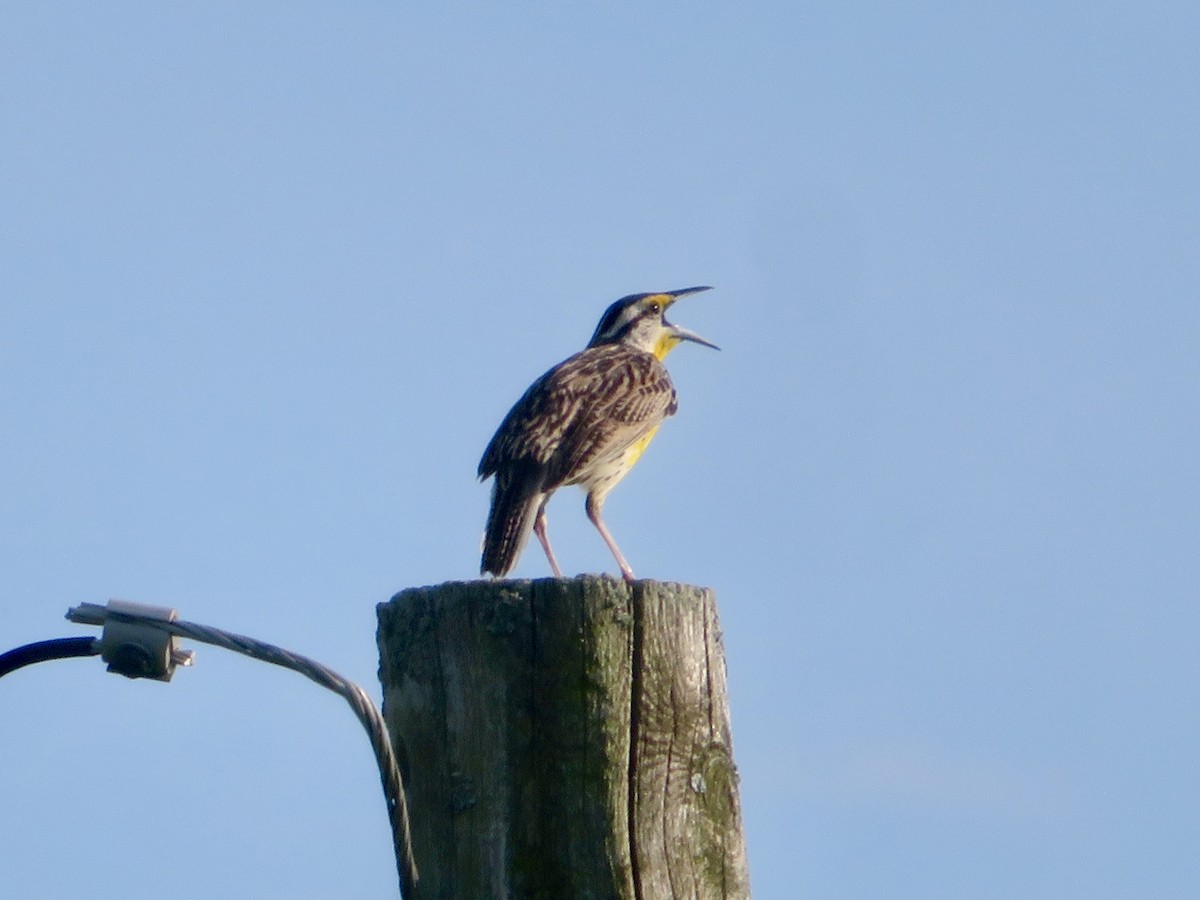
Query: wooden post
377 576 749 899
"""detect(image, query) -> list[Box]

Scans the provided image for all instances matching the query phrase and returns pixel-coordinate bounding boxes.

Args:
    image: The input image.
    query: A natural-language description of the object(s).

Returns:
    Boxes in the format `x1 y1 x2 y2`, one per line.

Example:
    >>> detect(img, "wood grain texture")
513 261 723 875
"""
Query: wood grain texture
377 577 748 899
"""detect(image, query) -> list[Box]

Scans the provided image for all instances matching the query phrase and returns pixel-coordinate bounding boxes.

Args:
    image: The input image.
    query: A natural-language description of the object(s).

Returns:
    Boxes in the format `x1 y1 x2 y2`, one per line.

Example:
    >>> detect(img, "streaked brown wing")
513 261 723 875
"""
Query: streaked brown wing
543 347 676 488
478 346 605 478
478 344 675 487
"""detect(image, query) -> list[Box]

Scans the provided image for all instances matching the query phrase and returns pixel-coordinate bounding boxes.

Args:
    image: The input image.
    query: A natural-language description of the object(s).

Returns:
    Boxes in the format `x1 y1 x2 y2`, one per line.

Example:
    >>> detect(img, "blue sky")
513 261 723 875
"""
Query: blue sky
2 3 1197 897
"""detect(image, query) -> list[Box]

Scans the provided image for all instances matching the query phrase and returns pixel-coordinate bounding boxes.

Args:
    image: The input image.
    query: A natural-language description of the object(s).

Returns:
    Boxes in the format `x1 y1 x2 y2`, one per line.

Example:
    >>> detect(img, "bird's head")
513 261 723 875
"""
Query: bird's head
587 286 719 359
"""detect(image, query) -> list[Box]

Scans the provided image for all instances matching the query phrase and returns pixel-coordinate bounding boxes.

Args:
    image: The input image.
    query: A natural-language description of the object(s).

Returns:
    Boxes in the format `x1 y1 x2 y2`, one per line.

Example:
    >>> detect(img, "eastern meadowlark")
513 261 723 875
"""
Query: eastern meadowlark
478 286 718 581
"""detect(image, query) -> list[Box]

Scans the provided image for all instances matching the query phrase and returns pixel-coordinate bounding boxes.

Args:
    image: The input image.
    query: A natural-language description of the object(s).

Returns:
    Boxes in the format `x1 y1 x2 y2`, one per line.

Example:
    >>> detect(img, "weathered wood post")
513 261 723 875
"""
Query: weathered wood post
377 576 749 899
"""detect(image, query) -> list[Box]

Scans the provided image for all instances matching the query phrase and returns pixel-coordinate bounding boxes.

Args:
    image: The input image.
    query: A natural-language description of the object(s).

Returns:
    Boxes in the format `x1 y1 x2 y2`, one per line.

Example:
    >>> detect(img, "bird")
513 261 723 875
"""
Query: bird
478 286 718 581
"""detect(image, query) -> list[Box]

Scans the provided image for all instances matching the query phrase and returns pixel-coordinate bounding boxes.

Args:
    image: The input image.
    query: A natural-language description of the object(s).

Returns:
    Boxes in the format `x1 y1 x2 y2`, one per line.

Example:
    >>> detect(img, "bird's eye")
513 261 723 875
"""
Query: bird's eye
646 302 661 315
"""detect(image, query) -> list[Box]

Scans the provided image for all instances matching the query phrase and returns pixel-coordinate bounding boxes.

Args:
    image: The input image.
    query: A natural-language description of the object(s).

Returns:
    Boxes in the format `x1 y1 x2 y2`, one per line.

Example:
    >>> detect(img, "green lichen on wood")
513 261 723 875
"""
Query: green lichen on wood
377 577 748 899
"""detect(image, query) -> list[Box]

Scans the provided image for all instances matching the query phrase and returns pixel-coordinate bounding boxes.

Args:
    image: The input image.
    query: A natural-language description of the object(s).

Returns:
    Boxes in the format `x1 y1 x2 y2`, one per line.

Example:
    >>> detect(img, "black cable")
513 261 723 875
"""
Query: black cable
64 602 418 894
0 637 99 679
10 609 418 895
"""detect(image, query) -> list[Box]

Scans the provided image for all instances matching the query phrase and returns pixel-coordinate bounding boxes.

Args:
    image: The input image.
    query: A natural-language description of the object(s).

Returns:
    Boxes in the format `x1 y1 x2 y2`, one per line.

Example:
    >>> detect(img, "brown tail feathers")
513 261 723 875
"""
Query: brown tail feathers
481 469 543 577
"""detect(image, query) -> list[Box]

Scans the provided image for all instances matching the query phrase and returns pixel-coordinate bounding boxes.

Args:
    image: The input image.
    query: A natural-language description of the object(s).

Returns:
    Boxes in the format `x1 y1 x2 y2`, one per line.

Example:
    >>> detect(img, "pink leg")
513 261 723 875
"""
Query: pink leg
533 502 564 578
585 493 635 582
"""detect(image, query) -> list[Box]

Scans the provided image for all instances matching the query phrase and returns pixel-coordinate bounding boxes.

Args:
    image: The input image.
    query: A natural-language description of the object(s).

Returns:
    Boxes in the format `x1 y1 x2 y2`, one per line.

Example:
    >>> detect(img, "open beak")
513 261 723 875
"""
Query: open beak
666 322 720 350
663 286 720 350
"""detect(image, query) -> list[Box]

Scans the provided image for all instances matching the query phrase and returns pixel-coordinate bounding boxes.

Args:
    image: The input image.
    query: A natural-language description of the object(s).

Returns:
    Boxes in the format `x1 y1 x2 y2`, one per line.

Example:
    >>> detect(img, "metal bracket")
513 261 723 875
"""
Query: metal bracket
66 599 195 681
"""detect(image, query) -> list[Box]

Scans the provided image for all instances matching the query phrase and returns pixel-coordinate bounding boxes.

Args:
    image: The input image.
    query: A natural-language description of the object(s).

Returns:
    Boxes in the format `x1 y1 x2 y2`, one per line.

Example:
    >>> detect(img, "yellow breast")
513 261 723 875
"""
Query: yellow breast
625 425 661 468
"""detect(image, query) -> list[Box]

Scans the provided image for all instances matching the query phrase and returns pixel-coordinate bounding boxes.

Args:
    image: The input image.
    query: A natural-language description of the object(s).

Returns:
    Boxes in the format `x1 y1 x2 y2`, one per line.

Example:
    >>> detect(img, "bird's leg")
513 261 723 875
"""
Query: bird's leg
585 493 635 582
533 501 564 578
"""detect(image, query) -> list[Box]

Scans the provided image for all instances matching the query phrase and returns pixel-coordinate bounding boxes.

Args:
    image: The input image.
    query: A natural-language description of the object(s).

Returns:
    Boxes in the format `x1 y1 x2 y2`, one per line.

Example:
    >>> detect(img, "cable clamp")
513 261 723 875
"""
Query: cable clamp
66 599 195 681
